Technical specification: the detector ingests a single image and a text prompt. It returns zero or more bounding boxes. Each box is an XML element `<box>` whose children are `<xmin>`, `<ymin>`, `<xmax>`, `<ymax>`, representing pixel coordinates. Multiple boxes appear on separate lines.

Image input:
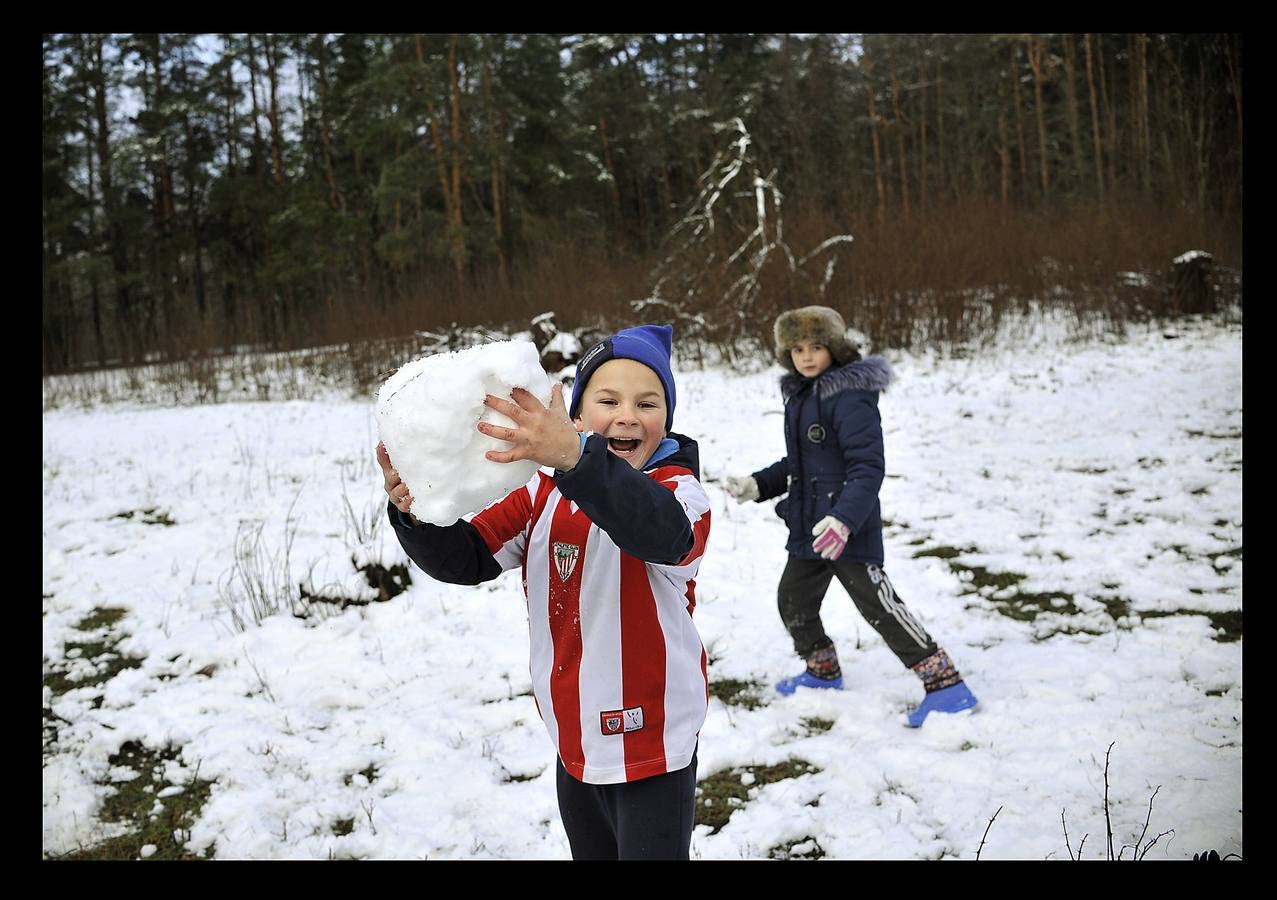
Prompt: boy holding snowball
<box><xmin>377</xmin><ymin>324</ymin><xmax>711</xmax><ymax>860</ymax></box>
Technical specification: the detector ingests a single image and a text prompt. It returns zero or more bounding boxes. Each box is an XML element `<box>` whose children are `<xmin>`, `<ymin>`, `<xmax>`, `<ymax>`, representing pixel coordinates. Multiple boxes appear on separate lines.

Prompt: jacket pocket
<box><xmin>811</xmin><ymin>478</ymin><xmax>842</xmax><ymax>521</ymax></box>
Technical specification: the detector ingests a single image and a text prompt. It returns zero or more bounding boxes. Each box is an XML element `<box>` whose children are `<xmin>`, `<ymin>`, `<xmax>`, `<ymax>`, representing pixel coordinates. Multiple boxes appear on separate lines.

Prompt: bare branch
<box><xmin>1062</xmin><ymin>808</ymin><xmax>1075</xmax><ymax>860</ymax></box>
<box><xmin>1133</xmin><ymin>784</ymin><xmax>1162</xmax><ymax>857</ymax></box>
<box><xmin>636</xmin><ymin>116</ymin><xmax>855</xmax><ymax>366</ymax></box>
<box><xmin>1103</xmin><ymin>741</ymin><xmax>1116</xmax><ymax>860</ymax></box>
<box><xmin>797</xmin><ymin>234</ymin><xmax>856</xmax><ymax>267</ymax></box>
<box><xmin>976</xmin><ymin>805</ymin><xmax>1003</xmax><ymax>860</ymax></box>
<box><xmin>819</xmin><ymin>258</ymin><xmax>839</xmax><ymax>295</ymax></box>
<box><xmin>1137</xmin><ymin>829</ymin><xmax>1174</xmax><ymax>860</ymax></box>
<box><xmin>243</xmin><ymin>649</ymin><xmax>276</xmax><ymax>703</ymax></box>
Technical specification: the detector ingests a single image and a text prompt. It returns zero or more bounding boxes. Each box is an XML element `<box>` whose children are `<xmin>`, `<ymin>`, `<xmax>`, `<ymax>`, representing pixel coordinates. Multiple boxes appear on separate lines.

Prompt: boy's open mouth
<box><xmin>608</xmin><ymin>437</ymin><xmax>642</xmax><ymax>453</ymax></box>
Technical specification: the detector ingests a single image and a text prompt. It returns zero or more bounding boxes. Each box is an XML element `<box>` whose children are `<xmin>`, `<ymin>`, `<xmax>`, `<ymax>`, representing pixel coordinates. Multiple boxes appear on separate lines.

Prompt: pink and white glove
<box><xmin>811</xmin><ymin>515</ymin><xmax>851</xmax><ymax>560</ymax></box>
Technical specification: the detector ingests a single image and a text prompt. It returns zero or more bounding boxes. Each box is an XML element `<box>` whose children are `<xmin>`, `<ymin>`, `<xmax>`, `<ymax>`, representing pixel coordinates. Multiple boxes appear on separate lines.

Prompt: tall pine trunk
<box><xmin>1098</xmin><ymin>35</ymin><xmax>1117</xmax><ymax>198</ymax></box>
<box><xmin>315</xmin><ymin>36</ymin><xmax>343</xmax><ymax>212</ymax></box>
<box><xmin>482</xmin><ymin>44</ymin><xmax>507</xmax><ymax>287</ymax></box>
<box><xmin>997</xmin><ymin>77</ymin><xmax>1011</xmax><ymax>210</ymax></box>
<box><xmin>416</xmin><ymin>34</ymin><xmax>466</xmax><ymax>290</ymax></box>
<box><xmin>79</xmin><ymin>59</ymin><xmax>107</xmax><ymax>365</ymax></box>
<box><xmin>1138</xmin><ymin>33</ymin><xmax>1152</xmax><ymax>196</ymax></box>
<box><xmin>1224</xmin><ymin>33</ymin><xmax>1242</xmax><ymax>161</ymax></box>
<box><xmin>599</xmin><ymin>112</ymin><xmax>623</xmax><ymax>236</ymax></box>
<box><xmin>890</xmin><ymin>49</ymin><xmax>910</xmax><ymax>220</ymax></box>
<box><xmin>1083</xmin><ymin>34</ymin><xmax>1106</xmax><ymax>204</ymax></box>
<box><xmin>862</xmin><ymin>51</ymin><xmax>887</xmax><ymax>224</ymax></box>
<box><xmin>1026</xmin><ymin>34</ymin><xmax>1050</xmax><ymax>204</ymax></box>
<box><xmin>914</xmin><ymin>37</ymin><xmax>928</xmax><ymax>213</ymax></box>
<box><xmin>87</xmin><ymin>35</ymin><xmax>135</xmax><ymax>364</ymax></box>
<box><xmin>265</xmin><ymin>35</ymin><xmax>286</xmax><ymax>189</ymax></box>
<box><xmin>934</xmin><ymin>40</ymin><xmax>947</xmax><ymax>203</ymax></box>
<box><xmin>221</xmin><ymin>36</ymin><xmax>241</xmax><ymax>350</ymax></box>
<box><xmin>1010</xmin><ymin>42</ymin><xmax>1029</xmax><ymax>202</ymax></box>
<box><xmin>1063</xmin><ymin>35</ymin><xmax>1084</xmax><ymax>192</ymax></box>
<box><xmin>245</xmin><ymin>33</ymin><xmax>269</xmax><ymax>344</ymax></box>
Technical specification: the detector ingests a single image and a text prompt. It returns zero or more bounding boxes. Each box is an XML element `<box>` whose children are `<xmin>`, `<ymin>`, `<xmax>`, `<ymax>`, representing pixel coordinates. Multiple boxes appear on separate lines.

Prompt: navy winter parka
<box><xmin>751</xmin><ymin>356</ymin><xmax>893</xmax><ymax>564</ymax></box>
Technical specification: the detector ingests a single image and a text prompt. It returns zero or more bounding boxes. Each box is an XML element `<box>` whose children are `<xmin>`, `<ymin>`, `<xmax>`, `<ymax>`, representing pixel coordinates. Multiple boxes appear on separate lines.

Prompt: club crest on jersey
<box><xmin>600</xmin><ymin>706</ymin><xmax>644</xmax><ymax>735</ymax></box>
<box><xmin>553</xmin><ymin>542</ymin><xmax>581</xmax><ymax>582</ymax></box>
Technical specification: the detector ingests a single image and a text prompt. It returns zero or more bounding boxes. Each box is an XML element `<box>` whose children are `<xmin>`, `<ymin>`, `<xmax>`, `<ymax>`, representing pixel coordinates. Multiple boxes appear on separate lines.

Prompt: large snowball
<box><xmin>376</xmin><ymin>341</ymin><xmax>553</xmax><ymax>526</ymax></box>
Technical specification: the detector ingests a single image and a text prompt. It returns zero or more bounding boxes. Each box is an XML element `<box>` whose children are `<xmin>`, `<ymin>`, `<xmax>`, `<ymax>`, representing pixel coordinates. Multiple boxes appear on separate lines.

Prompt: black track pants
<box><xmin>555</xmin><ymin>749</ymin><xmax>698</xmax><ymax>860</ymax></box>
<box><xmin>777</xmin><ymin>557</ymin><xmax>938</xmax><ymax>668</ymax></box>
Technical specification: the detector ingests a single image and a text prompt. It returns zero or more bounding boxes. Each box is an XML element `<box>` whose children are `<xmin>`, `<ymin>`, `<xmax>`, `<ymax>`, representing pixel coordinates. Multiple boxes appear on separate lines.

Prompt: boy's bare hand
<box><xmin>479</xmin><ymin>383</ymin><xmax>582</xmax><ymax>471</ymax></box>
<box><xmin>376</xmin><ymin>441</ymin><xmax>414</xmax><ymax>515</ymax></box>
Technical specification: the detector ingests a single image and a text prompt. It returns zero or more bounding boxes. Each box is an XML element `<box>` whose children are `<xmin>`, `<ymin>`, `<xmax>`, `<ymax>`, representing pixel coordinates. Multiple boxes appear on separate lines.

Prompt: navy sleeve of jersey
<box><xmin>752</xmin><ymin>458</ymin><xmax>789</xmax><ymax>501</ymax></box>
<box><xmin>386</xmin><ymin>501</ymin><xmax>503</xmax><ymax>585</ymax></box>
<box><xmin>553</xmin><ymin>433</ymin><xmax>694</xmax><ymax>565</ymax></box>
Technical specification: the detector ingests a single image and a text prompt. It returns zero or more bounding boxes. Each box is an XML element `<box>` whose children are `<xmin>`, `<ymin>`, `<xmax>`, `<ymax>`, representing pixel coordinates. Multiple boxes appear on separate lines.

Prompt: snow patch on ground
<box><xmin>43</xmin><ymin>314</ymin><xmax>1241</xmax><ymax>859</ymax></box>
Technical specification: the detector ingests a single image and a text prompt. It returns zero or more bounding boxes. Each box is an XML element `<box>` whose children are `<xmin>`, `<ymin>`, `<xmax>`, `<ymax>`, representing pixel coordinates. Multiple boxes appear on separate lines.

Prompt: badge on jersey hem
<box><xmin>600</xmin><ymin>706</ymin><xmax>645</xmax><ymax>735</ymax></box>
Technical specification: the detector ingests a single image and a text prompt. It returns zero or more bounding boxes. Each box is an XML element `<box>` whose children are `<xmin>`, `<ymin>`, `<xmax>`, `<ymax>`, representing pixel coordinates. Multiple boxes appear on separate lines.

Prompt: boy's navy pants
<box><xmin>555</xmin><ymin>748</ymin><xmax>698</xmax><ymax>860</ymax></box>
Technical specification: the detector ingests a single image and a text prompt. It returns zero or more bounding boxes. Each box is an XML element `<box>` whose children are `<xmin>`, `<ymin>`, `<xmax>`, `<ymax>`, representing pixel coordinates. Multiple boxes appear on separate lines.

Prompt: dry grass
<box><xmin>44</xmin><ymin>198</ymin><xmax>1240</xmax><ymax>398</ymax></box>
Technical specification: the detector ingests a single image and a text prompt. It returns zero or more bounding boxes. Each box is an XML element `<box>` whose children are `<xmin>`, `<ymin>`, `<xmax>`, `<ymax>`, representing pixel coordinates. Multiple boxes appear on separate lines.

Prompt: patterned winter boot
<box><xmin>906</xmin><ymin>648</ymin><xmax>978</xmax><ymax>727</ymax></box>
<box><xmin>776</xmin><ymin>644</ymin><xmax>844</xmax><ymax>696</ymax></box>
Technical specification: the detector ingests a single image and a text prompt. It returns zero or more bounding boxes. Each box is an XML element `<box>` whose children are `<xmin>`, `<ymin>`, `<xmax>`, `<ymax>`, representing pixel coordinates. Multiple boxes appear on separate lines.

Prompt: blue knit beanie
<box><xmin>569</xmin><ymin>324</ymin><xmax>677</xmax><ymax>433</ymax></box>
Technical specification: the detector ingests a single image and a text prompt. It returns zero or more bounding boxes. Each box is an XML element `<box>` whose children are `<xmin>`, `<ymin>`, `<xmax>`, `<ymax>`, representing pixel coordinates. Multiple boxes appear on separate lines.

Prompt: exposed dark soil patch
<box><xmin>709</xmin><ymin>677</ymin><xmax>768</xmax><ymax>711</ymax></box>
<box><xmin>696</xmin><ymin>759</ymin><xmax>821</xmax><ymax>834</ymax></box>
<box><xmin>50</xmin><ymin>741</ymin><xmax>215</xmax><ymax>860</ymax></box>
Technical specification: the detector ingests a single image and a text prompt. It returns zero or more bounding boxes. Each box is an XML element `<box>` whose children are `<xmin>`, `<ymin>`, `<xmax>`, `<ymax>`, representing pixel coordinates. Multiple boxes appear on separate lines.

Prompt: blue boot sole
<box><xmin>775</xmin><ymin>672</ymin><xmax>844</xmax><ymax>696</ymax></box>
<box><xmin>906</xmin><ymin>681</ymin><xmax>979</xmax><ymax>727</ymax></box>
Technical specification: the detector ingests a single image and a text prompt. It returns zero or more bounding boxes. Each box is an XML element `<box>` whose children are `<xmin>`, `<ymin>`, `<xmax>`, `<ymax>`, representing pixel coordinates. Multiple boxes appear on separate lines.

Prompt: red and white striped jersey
<box><xmin>468</xmin><ymin>457</ymin><xmax>711</xmax><ymax>785</ymax></box>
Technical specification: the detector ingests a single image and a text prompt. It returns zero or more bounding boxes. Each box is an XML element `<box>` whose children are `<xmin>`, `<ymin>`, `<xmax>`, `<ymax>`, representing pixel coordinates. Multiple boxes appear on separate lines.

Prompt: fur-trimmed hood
<box><xmin>781</xmin><ymin>355</ymin><xmax>893</xmax><ymax>400</ymax></box>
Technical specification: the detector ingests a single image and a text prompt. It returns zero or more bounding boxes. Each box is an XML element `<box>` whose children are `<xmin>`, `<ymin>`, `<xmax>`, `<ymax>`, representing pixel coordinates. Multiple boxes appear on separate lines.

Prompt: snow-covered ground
<box><xmin>42</xmin><ymin>312</ymin><xmax>1242</xmax><ymax>860</ymax></box>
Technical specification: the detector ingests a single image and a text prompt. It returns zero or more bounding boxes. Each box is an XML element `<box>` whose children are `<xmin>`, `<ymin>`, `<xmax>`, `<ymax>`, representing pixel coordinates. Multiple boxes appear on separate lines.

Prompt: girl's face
<box><xmin>573</xmin><ymin>358</ymin><xmax>667</xmax><ymax>469</ymax></box>
<box><xmin>791</xmin><ymin>341</ymin><xmax>833</xmax><ymax>377</ymax></box>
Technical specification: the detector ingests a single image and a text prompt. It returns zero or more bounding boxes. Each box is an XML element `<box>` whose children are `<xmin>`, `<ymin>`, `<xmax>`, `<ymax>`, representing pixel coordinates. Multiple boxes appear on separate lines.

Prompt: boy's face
<box><xmin>573</xmin><ymin>358</ymin><xmax>667</xmax><ymax>470</ymax></box>
<box><xmin>791</xmin><ymin>340</ymin><xmax>833</xmax><ymax>377</ymax></box>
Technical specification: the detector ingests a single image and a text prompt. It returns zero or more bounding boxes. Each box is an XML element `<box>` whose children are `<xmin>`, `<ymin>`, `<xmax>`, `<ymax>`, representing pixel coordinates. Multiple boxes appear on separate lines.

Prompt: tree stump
<box><xmin>540</xmin><ymin>331</ymin><xmax>583</xmax><ymax>375</ymax></box>
<box><xmin>530</xmin><ymin>311</ymin><xmax>558</xmax><ymax>354</ymax></box>
<box><xmin>1171</xmin><ymin>251</ymin><xmax>1215</xmax><ymax>315</ymax></box>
